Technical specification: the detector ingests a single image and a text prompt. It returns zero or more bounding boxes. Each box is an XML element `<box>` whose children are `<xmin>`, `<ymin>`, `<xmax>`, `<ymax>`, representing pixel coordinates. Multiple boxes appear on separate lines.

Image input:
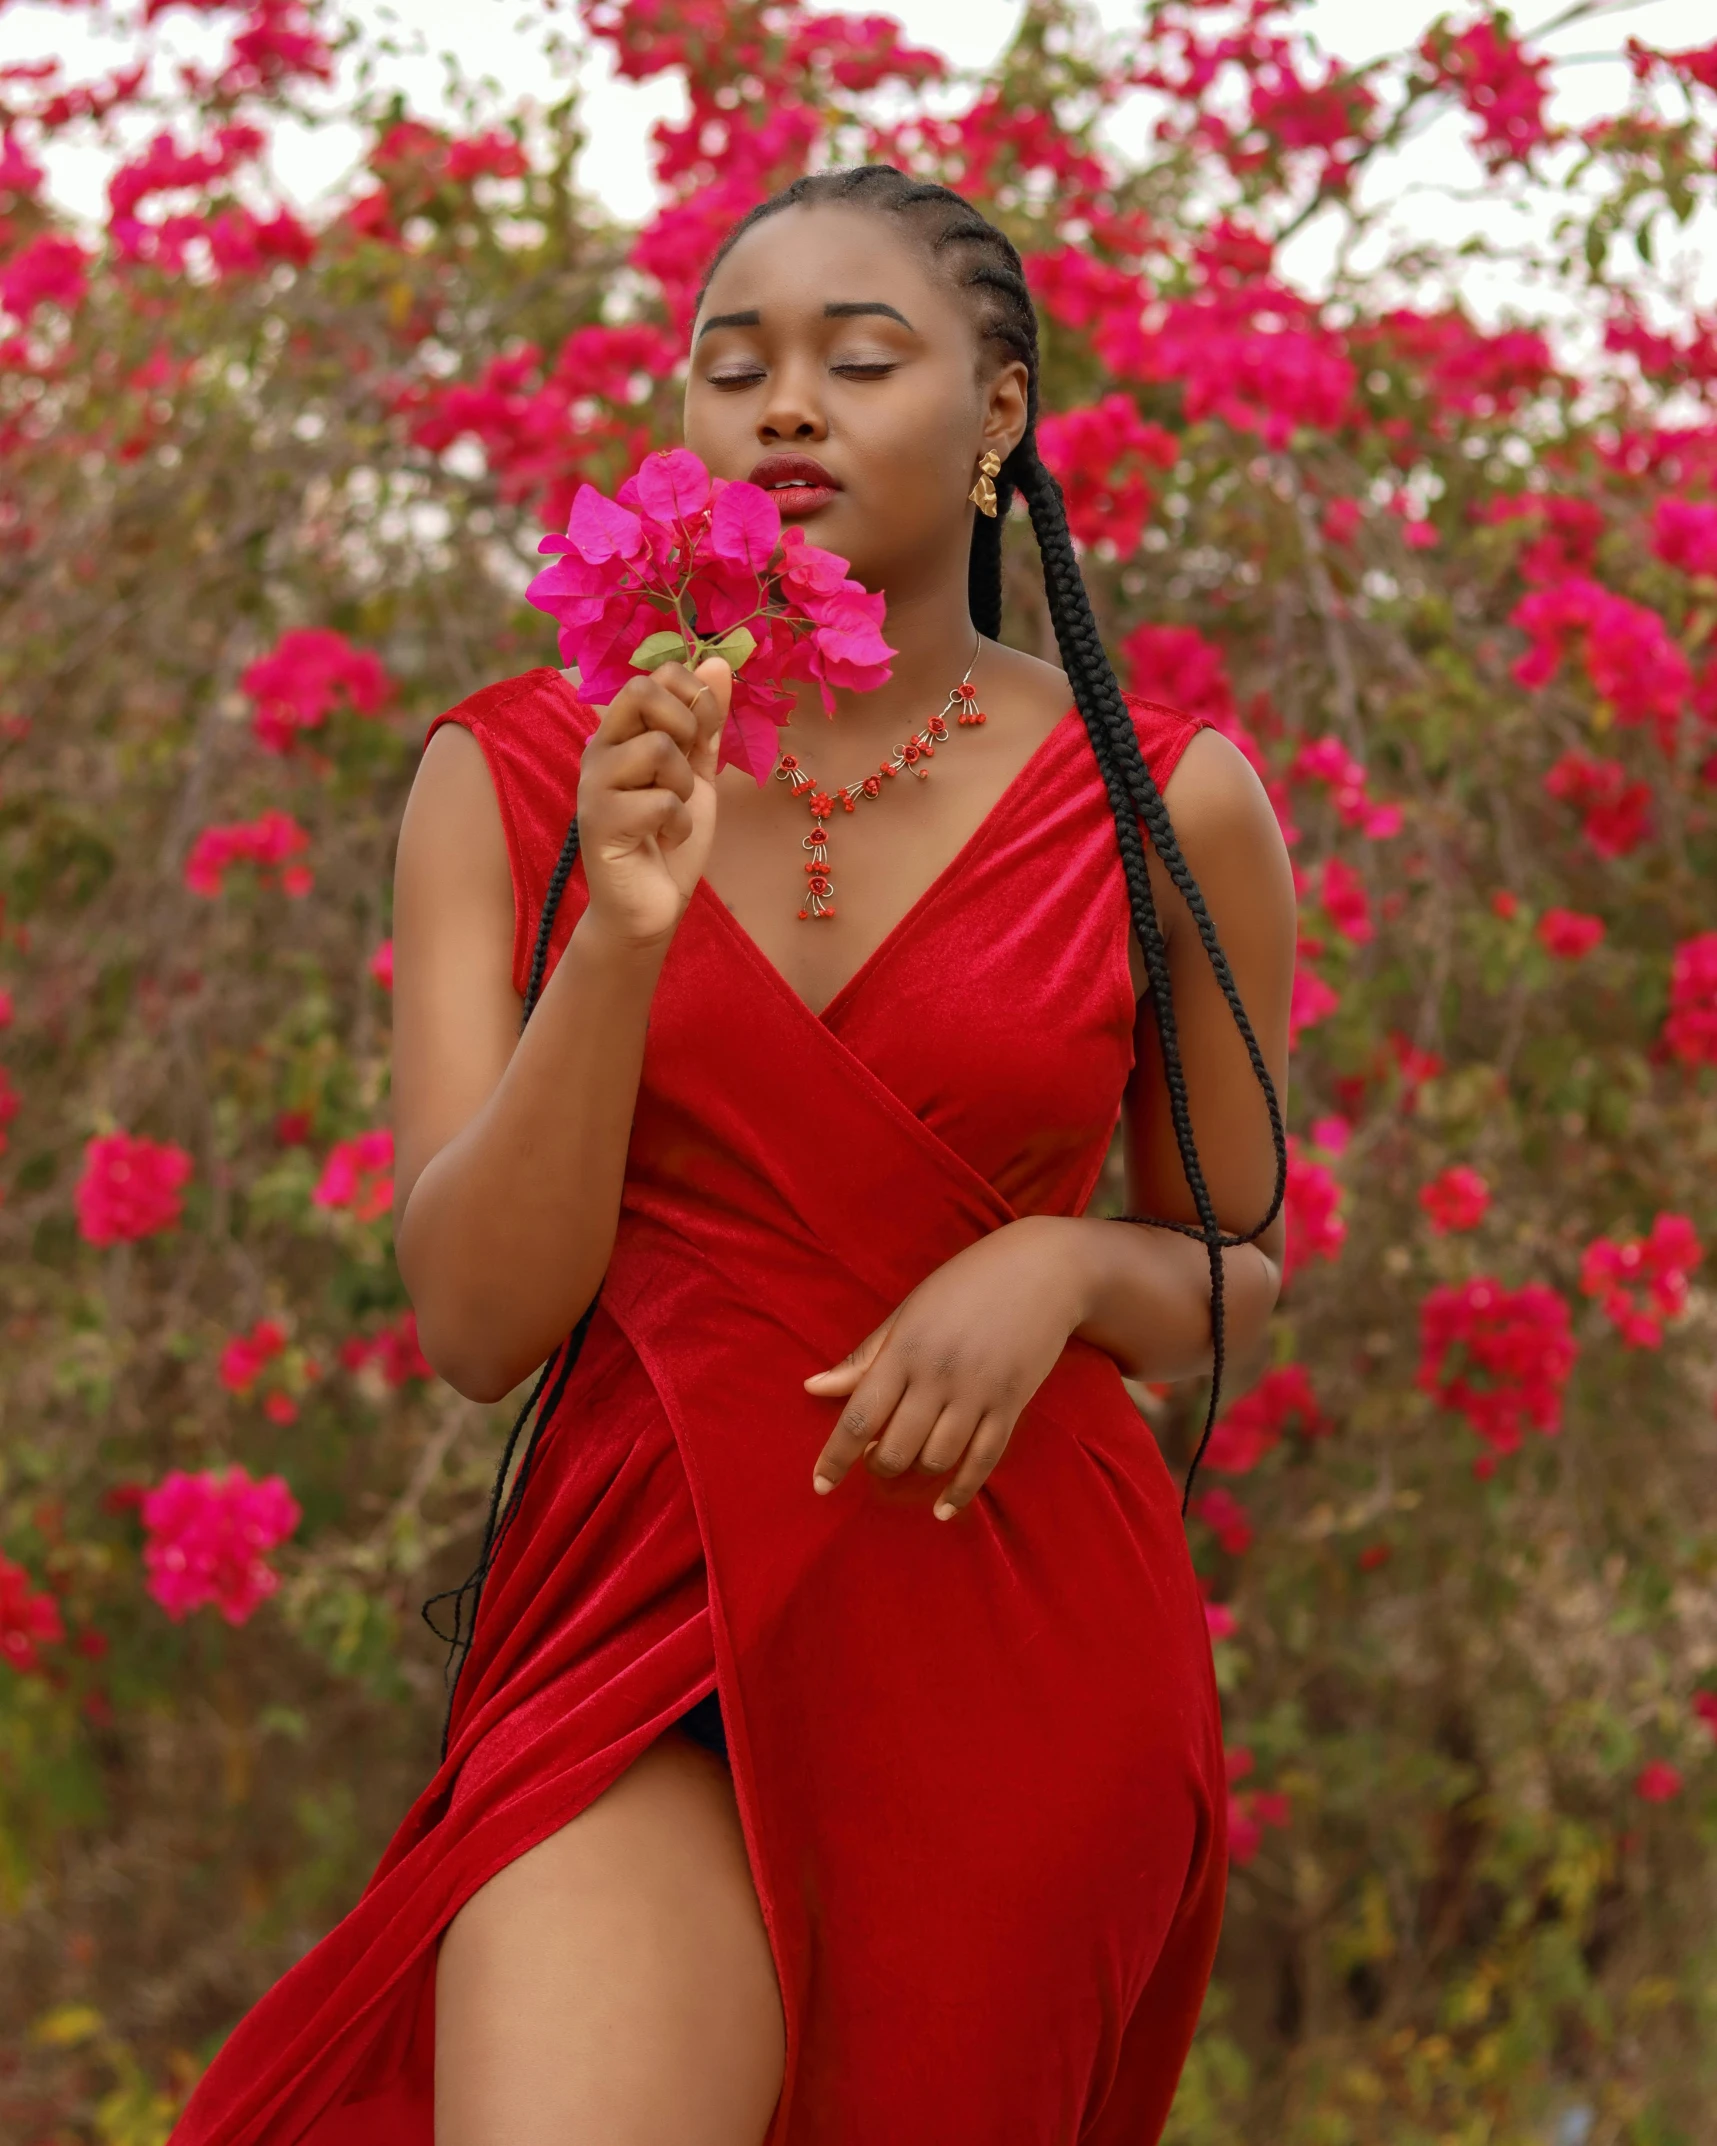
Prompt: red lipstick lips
<box><xmin>750</xmin><ymin>453</ymin><xmax>840</xmax><ymax>520</ymax></box>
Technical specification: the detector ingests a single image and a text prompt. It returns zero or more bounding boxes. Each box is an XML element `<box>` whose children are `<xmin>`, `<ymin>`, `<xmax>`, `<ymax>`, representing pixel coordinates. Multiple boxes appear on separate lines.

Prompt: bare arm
<box><xmin>1066</xmin><ymin>726</ymin><xmax>1296</xmax><ymax>1383</ymax></box>
<box><xmin>391</xmin><ymin>660</ymin><xmax>731</xmax><ymax>1402</ymax></box>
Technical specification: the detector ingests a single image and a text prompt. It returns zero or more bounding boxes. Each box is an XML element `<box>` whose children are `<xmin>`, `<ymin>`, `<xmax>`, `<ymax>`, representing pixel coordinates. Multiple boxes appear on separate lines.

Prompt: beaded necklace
<box><xmin>772</xmin><ymin>642</ymin><xmax>986</xmax><ymax>921</ymax></box>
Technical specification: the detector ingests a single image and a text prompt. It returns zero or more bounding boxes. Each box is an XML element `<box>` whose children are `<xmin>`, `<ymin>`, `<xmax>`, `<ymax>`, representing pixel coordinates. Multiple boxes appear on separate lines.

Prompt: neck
<box><xmin>781</xmin><ymin>552</ymin><xmax>979</xmax><ymax>766</ymax></box>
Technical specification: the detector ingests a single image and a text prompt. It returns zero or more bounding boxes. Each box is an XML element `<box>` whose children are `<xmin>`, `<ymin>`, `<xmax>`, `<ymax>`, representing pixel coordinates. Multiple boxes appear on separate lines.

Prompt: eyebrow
<box><xmin>696</xmin><ymin>300</ymin><xmax>916</xmax><ymax>342</ymax></box>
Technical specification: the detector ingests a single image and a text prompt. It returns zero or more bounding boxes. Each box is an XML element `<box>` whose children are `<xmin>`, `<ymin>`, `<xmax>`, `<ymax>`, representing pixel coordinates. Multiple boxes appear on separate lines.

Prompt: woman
<box><xmin>174</xmin><ymin>167</ymin><xmax>1295</xmax><ymax>2146</ymax></box>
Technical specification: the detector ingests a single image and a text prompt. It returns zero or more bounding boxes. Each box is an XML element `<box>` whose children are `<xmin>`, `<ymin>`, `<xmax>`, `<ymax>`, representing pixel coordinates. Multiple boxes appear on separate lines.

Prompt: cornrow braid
<box><xmin>428</xmin><ymin>163</ymin><xmax>1288</xmax><ymax>1732</ymax></box>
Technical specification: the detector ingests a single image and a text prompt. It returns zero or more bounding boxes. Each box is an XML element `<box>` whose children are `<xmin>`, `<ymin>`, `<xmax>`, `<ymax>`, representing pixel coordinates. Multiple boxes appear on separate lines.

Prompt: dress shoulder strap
<box><xmin>424</xmin><ymin>666</ymin><xmax>596</xmax><ymax>998</ymax></box>
<box><xmin>1120</xmin><ymin>689</ymin><xmax>1210</xmax><ymax>796</ymax></box>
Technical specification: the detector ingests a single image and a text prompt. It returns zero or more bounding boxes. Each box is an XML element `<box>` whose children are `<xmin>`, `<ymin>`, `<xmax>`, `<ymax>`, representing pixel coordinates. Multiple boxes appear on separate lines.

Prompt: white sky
<box><xmin>4</xmin><ymin>0</ymin><xmax>1714</xmax><ymax>317</ymax></box>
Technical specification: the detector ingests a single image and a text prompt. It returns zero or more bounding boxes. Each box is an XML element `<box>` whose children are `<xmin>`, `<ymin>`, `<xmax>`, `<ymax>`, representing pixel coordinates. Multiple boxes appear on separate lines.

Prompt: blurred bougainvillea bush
<box><xmin>1</xmin><ymin>0</ymin><xmax>1715</xmax><ymax>2137</ymax></box>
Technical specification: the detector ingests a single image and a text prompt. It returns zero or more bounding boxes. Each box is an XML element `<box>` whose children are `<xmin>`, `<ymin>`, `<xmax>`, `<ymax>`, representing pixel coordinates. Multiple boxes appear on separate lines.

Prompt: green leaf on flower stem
<box><xmin>629</xmin><ymin>629</ymin><xmax>692</xmax><ymax>671</ymax></box>
<box><xmin>696</xmin><ymin>625</ymin><xmax>756</xmax><ymax>672</ymax></box>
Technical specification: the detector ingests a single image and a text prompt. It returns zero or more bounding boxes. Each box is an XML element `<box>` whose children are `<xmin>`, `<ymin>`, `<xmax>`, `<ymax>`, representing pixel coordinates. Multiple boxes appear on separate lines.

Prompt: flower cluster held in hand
<box><xmin>142</xmin><ymin>1466</ymin><xmax>301</xmax><ymax>1626</ymax></box>
<box><xmin>525</xmin><ymin>448</ymin><xmax>894</xmax><ymax>783</ymax></box>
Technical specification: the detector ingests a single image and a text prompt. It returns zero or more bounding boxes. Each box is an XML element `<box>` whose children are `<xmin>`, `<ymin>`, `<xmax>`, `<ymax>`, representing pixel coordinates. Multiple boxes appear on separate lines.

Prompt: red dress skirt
<box><xmin>173</xmin><ymin>668</ymin><xmax>1227</xmax><ymax>2146</ymax></box>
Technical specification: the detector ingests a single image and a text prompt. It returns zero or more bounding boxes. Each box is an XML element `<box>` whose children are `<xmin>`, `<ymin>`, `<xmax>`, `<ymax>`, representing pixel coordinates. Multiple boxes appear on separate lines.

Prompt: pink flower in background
<box><xmin>1037</xmin><ymin>394</ymin><xmax>1177</xmax><ymax>554</ymax></box>
<box><xmin>1543</xmin><ymin>749</ymin><xmax>1653</xmax><ymax>858</ymax></box>
<box><xmin>0</xmin><ymin>1553</ymin><xmax>63</xmax><ymax>1674</ymax></box>
<box><xmin>1418</xmin><ymin>1278</ymin><xmax>1577</xmax><ymax>1455</ymax></box>
<box><xmin>1284</xmin><ymin>1136</ymin><xmax>1346</xmax><ymax>1282</ymax></box>
<box><xmin>1421</xmin><ymin>13</ymin><xmax>1553</xmax><ymax>169</ymax></box>
<box><xmin>1291</xmin><ymin>736</ymin><xmax>1401</xmax><ymax>838</ymax></box>
<box><xmin>312</xmin><ymin>1130</ymin><xmax>394</xmax><ymax>1222</ymax></box>
<box><xmin>1513</xmin><ymin>579</ymin><xmax>1690</xmax><ymax>752</ymax></box>
<box><xmin>0</xmin><ymin>1063</ymin><xmax>18</xmax><ymax>1156</ymax></box>
<box><xmin>1663</xmin><ymin>933</ymin><xmax>1717</xmax><ymax>1066</ymax></box>
<box><xmin>339</xmin><ymin>1308</ymin><xmax>434</xmax><ymax>1386</ymax></box>
<box><xmin>1203</xmin><ymin>1364</ymin><xmax>1327</xmax><ymax>1473</ymax></box>
<box><xmin>141</xmin><ymin>1467</ymin><xmax>301</xmax><ymax>1625</ymax></box>
<box><xmin>75</xmin><ymin>1132</ymin><xmax>194</xmax><ymax>1245</ymax></box>
<box><xmin>1635</xmin><ymin>1759</ymin><xmax>1683</xmax><ymax>1802</ymax></box>
<box><xmin>526</xmin><ymin>447</ymin><xmax>895</xmax><ymax>783</ymax></box>
<box><xmin>0</xmin><ymin>987</ymin><xmax>13</xmax><ymax>1026</ymax></box>
<box><xmin>1319</xmin><ymin>856</ymin><xmax>1373</xmax><ymax>943</ymax></box>
<box><xmin>1420</xmin><ymin>1165</ymin><xmax>1491</xmax><ymax>1234</ymax></box>
<box><xmin>1652</xmin><ymin>497</ymin><xmax>1717</xmax><ymax>580</ymax></box>
<box><xmin>218</xmin><ymin>1317</ymin><xmax>288</xmax><ymax>1394</ymax></box>
<box><xmin>1694</xmin><ymin>1691</ymin><xmax>1717</xmax><ymax>1739</ymax></box>
<box><xmin>368</xmin><ymin>939</ymin><xmax>394</xmax><ymax>990</ymax></box>
<box><xmin>1581</xmin><ymin>1213</ymin><xmax>1703</xmax><ymax>1347</ymax></box>
<box><xmin>1536</xmin><ymin>908</ymin><xmax>1605</xmax><ymax>959</ymax></box>
<box><xmin>184</xmin><ymin>810</ymin><xmax>312</xmax><ymax>897</ymax></box>
<box><xmin>0</xmin><ymin>233</ymin><xmax>90</xmax><ymax>319</ymax></box>
<box><xmin>241</xmin><ymin>628</ymin><xmax>394</xmax><ymax>753</ymax></box>
<box><xmin>1191</xmin><ymin>1486</ymin><xmax>1253</xmax><ymax>1555</ymax></box>
<box><xmin>1289</xmin><ymin>961</ymin><xmax>1341</xmax><ymax>1045</ymax></box>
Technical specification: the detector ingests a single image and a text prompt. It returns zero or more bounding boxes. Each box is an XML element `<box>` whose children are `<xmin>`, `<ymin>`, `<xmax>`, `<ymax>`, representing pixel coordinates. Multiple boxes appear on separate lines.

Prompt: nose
<box><xmin>757</xmin><ymin>356</ymin><xmax>827</xmax><ymax>446</ymax></box>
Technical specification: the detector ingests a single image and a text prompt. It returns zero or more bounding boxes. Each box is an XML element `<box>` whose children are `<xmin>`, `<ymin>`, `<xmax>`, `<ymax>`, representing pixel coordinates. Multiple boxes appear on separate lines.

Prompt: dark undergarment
<box><xmin>674</xmin><ymin>1687</ymin><xmax>729</xmax><ymax>1762</ymax></box>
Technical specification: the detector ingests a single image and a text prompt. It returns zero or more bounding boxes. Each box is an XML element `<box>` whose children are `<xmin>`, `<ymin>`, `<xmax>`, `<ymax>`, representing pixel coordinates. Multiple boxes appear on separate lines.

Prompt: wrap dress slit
<box><xmin>172</xmin><ymin>665</ymin><xmax>1229</xmax><ymax>2146</ymax></box>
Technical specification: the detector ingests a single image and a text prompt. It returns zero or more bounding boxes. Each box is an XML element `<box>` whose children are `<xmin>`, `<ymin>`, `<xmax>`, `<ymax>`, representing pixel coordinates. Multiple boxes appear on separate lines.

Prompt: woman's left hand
<box><xmin>804</xmin><ymin>1215</ymin><xmax>1085</xmax><ymax>1521</ymax></box>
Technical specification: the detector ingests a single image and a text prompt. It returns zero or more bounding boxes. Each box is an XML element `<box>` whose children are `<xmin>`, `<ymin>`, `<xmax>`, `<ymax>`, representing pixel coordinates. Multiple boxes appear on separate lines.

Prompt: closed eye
<box><xmin>832</xmin><ymin>360</ymin><xmax>897</xmax><ymax>378</ymax></box>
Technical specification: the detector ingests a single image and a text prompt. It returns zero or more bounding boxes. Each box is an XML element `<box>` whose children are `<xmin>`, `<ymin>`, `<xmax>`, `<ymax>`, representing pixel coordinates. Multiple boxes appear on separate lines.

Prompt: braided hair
<box><xmin>425</xmin><ymin>166</ymin><xmax>1286</xmax><ymax>1748</ymax></box>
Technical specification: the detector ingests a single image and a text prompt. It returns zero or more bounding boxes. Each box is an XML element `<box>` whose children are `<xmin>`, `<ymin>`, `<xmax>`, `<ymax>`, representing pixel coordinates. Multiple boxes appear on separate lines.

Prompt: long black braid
<box><xmin>426</xmin><ymin>165</ymin><xmax>1286</xmax><ymax>1747</ymax></box>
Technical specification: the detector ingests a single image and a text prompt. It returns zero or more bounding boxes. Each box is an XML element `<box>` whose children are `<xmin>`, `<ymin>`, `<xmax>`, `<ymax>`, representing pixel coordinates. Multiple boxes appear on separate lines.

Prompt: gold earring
<box><xmin>969</xmin><ymin>449</ymin><xmax>1002</xmax><ymax>517</ymax></box>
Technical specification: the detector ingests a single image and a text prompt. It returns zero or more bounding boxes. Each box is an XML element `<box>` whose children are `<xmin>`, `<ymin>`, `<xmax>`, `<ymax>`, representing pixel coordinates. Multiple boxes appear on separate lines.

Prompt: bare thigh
<box><xmin>435</xmin><ymin>1729</ymin><xmax>785</xmax><ymax>2146</ymax></box>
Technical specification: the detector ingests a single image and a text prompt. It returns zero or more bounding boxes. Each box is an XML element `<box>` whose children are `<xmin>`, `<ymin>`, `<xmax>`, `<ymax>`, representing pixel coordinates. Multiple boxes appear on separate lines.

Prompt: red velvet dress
<box><xmin>173</xmin><ymin>667</ymin><xmax>1226</xmax><ymax>2146</ymax></box>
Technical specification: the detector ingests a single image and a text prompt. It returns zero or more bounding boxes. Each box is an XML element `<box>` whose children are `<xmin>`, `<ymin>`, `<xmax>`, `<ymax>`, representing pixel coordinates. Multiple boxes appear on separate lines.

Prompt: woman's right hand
<box><xmin>577</xmin><ymin>655</ymin><xmax>732</xmax><ymax>949</ymax></box>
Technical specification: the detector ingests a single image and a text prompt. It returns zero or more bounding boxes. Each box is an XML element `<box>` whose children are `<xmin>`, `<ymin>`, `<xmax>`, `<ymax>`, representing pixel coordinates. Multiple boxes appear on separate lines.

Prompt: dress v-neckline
<box><xmin>695</xmin><ymin>703</ymin><xmax>1082</xmax><ymax>1026</ymax></box>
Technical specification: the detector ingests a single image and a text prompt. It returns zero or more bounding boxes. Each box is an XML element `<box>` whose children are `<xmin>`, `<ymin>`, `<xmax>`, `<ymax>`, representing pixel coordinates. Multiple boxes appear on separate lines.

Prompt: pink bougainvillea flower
<box><xmin>1205</xmin><ymin>1602</ymin><xmax>1238</xmax><ymax>1641</ymax></box>
<box><xmin>1543</xmin><ymin>748</ymin><xmax>1653</xmax><ymax>859</ymax></box>
<box><xmin>1417</xmin><ymin>1277</ymin><xmax>1577</xmax><ymax>1455</ymax></box>
<box><xmin>339</xmin><ymin>1308</ymin><xmax>435</xmax><ymax>1387</ymax></box>
<box><xmin>141</xmin><ymin>1467</ymin><xmax>301</xmax><ymax>1626</ymax></box>
<box><xmin>1694</xmin><ymin>1690</ymin><xmax>1717</xmax><ymax>1739</ymax></box>
<box><xmin>0</xmin><ymin>1063</ymin><xmax>18</xmax><ymax>1157</ymax></box>
<box><xmin>1663</xmin><ymin>932</ymin><xmax>1717</xmax><ymax>1067</ymax></box>
<box><xmin>75</xmin><ymin>1131</ymin><xmax>194</xmax><ymax>1245</ymax></box>
<box><xmin>1308</xmin><ymin>1114</ymin><xmax>1350</xmax><ymax>1156</ymax></box>
<box><xmin>1421</xmin><ymin>12</ymin><xmax>1553</xmax><ymax>169</ymax></box>
<box><xmin>311</xmin><ymin>1129</ymin><xmax>394</xmax><ymax>1223</ymax></box>
<box><xmin>1191</xmin><ymin>1485</ymin><xmax>1253</xmax><ymax>1555</ymax></box>
<box><xmin>1319</xmin><ymin>856</ymin><xmax>1373</xmax><ymax>943</ymax></box>
<box><xmin>1652</xmin><ymin>497</ymin><xmax>1717</xmax><ymax>581</ymax></box>
<box><xmin>1536</xmin><ymin>907</ymin><xmax>1605</xmax><ymax>959</ymax></box>
<box><xmin>1037</xmin><ymin>393</ymin><xmax>1177</xmax><ymax>556</ymax></box>
<box><xmin>0</xmin><ymin>232</ymin><xmax>90</xmax><ymax>319</ymax></box>
<box><xmin>0</xmin><ymin>1552</ymin><xmax>64</xmax><ymax>1674</ymax></box>
<box><xmin>1284</xmin><ymin>1136</ymin><xmax>1346</xmax><ymax>1283</ymax></box>
<box><xmin>1634</xmin><ymin>1759</ymin><xmax>1683</xmax><ymax>1802</ymax></box>
<box><xmin>1289</xmin><ymin>961</ymin><xmax>1341</xmax><ymax>1045</ymax></box>
<box><xmin>184</xmin><ymin>809</ymin><xmax>311</xmax><ymax>898</ymax></box>
<box><xmin>369</xmin><ymin>939</ymin><xmax>394</xmax><ymax>990</ymax></box>
<box><xmin>1512</xmin><ymin>578</ymin><xmax>1690</xmax><ymax>753</ymax></box>
<box><xmin>1203</xmin><ymin>1363</ymin><xmax>1327</xmax><ymax>1473</ymax></box>
<box><xmin>240</xmin><ymin>628</ymin><xmax>394</xmax><ymax>753</ymax></box>
<box><xmin>526</xmin><ymin>448</ymin><xmax>895</xmax><ymax>784</ymax></box>
<box><xmin>1420</xmin><ymin>1164</ymin><xmax>1491</xmax><ymax>1234</ymax></box>
<box><xmin>218</xmin><ymin>1317</ymin><xmax>288</xmax><ymax>1394</ymax></box>
<box><xmin>1580</xmin><ymin>1212</ymin><xmax>1703</xmax><ymax>1348</ymax></box>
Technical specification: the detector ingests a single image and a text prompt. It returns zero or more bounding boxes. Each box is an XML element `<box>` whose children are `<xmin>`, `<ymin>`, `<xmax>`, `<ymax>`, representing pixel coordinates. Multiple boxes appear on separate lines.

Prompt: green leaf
<box><xmin>696</xmin><ymin>625</ymin><xmax>757</xmax><ymax>672</ymax></box>
<box><xmin>629</xmin><ymin>629</ymin><xmax>693</xmax><ymax>671</ymax></box>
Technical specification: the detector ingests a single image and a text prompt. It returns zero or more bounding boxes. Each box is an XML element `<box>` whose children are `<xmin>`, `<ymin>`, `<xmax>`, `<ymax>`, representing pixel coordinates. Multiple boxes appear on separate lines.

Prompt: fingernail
<box><xmin>813</xmin><ymin>1475</ymin><xmax>834</xmax><ymax>1496</ymax></box>
<box><xmin>933</xmin><ymin>1501</ymin><xmax>957</xmax><ymax>1521</ymax></box>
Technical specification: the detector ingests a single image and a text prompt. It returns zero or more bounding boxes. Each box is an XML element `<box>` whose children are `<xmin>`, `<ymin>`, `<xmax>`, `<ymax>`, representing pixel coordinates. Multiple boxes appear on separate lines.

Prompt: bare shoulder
<box><xmin>398</xmin><ymin>721</ymin><xmax>512</xmax><ymax>904</ymax></box>
<box><xmin>1159</xmin><ymin>728</ymin><xmax>1288</xmax><ymax>865</ymax></box>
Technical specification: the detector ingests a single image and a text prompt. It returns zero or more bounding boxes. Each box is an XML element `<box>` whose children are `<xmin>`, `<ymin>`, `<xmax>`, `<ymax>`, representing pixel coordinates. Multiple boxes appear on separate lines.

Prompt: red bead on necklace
<box><xmin>773</xmin><ymin>654</ymin><xmax>986</xmax><ymax>921</ymax></box>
